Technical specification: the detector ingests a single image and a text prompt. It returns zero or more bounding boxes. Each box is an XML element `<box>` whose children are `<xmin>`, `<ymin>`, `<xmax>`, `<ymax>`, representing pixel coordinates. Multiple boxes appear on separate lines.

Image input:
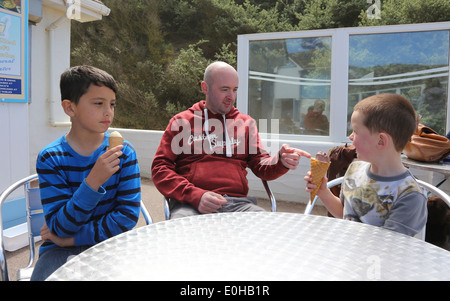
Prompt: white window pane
<box><xmin>248</xmin><ymin>37</ymin><xmax>332</xmax><ymax>136</ymax></box>
<box><xmin>348</xmin><ymin>30</ymin><xmax>449</xmax><ymax>135</ymax></box>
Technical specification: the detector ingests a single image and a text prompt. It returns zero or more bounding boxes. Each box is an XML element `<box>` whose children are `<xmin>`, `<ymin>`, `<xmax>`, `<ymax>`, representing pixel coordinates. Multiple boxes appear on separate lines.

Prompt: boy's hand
<box><xmin>85</xmin><ymin>145</ymin><xmax>123</xmax><ymax>191</ymax></box>
<box><xmin>304</xmin><ymin>171</ymin><xmax>328</xmax><ymax>195</ymax></box>
<box><xmin>40</xmin><ymin>223</ymin><xmax>74</xmax><ymax>247</ymax></box>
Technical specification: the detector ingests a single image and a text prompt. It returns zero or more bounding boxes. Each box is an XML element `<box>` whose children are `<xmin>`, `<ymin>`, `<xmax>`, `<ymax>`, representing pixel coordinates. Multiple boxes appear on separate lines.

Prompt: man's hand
<box><xmin>279</xmin><ymin>144</ymin><xmax>311</xmax><ymax>170</ymax></box>
<box><xmin>198</xmin><ymin>191</ymin><xmax>227</xmax><ymax>214</ymax></box>
<box><xmin>85</xmin><ymin>145</ymin><xmax>123</xmax><ymax>191</ymax></box>
<box><xmin>40</xmin><ymin>223</ymin><xmax>75</xmax><ymax>248</ymax></box>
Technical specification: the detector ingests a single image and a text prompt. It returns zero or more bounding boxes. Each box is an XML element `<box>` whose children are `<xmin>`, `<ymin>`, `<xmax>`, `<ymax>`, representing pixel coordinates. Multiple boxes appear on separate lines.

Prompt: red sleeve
<box><xmin>151</xmin><ymin>117</ymin><xmax>206</xmax><ymax>210</ymax></box>
<box><xmin>245</xmin><ymin>118</ymin><xmax>289</xmax><ymax>180</ymax></box>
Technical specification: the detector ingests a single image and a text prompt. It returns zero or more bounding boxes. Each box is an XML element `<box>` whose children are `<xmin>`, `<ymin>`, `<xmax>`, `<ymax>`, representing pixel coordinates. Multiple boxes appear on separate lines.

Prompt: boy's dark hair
<box><xmin>354</xmin><ymin>93</ymin><xmax>417</xmax><ymax>152</ymax></box>
<box><xmin>60</xmin><ymin>65</ymin><xmax>117</xmax><ymax>104</ymax></box>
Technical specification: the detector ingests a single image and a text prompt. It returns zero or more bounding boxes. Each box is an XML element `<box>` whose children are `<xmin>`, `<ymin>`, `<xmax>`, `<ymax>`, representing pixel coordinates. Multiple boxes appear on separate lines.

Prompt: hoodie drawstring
<box><xmin>204</xmin><ymin>108</ymin><xmax>232</xmax><ymax>157</ymax></box>
<box><xmin>222</xmin><ymin>114</ymin><xmax>232</xmax><ymax>158</ymax></box>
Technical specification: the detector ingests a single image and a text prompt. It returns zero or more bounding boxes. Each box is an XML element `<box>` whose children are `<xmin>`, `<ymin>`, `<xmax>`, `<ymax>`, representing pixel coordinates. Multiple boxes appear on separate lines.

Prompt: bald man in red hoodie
<box><xmin>152</xmin><ymin>62</ymin><xmax>311</xmax><ymax>218</ymax></box>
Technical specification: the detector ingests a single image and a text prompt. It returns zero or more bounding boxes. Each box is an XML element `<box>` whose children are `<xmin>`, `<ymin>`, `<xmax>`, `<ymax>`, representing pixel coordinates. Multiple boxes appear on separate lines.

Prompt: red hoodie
<box><xmin>151</xmin><ymin>101</ymin><xmax>288</xmax><ymax>210</ymax></box>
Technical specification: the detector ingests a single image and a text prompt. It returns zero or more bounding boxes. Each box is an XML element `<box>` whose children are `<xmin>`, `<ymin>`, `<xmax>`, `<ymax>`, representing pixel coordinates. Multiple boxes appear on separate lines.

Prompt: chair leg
<box><xmin>262</xmin><ymin>180</ymin><xmax>276</xmax><ymax>212</ymax></box>
<box><xmin>164</xmin><ymin>197</ymin><xmax>170</xmax><ymax>220</ymax></box>
<box><xmin>0</xmin><ymin>249</ymin><xmax>9</xmax><ymax>281</ymax></box>
<box><xmin>304</xmin><ymin>196</ymin><xmax>317</xmax><ymax>215</ymax></box>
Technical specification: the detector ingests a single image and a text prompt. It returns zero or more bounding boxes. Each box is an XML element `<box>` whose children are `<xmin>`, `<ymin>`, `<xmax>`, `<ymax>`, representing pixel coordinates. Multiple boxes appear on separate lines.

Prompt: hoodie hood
<box><xmin>189</xmin><ymin>100</ymin><xmax>240</xmax><ymax>119</ymax></box>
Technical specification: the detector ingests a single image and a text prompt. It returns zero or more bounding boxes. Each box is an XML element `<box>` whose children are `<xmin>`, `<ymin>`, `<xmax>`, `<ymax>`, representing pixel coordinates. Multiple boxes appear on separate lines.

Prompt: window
<box><xmin>348</xmin><ymin>30</ymin><xmax>449</xmax><ymax>136</ymax></box>
<box><xmin>248</xmin><ymin>37</ymin><xmax>332</xmax><ymax>136</ymax></box>
<box><xmin>238</xmin><ymin>22</ymin><xmax>450</xmax><ymax>141</ymax></box>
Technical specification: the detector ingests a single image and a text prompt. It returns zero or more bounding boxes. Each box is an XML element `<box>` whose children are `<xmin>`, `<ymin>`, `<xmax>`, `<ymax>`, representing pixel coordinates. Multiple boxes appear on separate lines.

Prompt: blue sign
<box><xmin>0</xmin><ymin>0</ymin><xmax>27</xmax><ymax>103</ymax></box>
<box><xmin>0</xmin><ymin>77</ymin><xmax>21</xmax><ymax>94</ymax></box>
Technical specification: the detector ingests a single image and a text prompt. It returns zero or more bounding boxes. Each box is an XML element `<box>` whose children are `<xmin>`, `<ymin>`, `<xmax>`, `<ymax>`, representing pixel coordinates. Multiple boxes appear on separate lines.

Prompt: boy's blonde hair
<box><xmin>354</xmin><ymin>93</ymin><xmax>416</xmax><ymax>152</ymax></box>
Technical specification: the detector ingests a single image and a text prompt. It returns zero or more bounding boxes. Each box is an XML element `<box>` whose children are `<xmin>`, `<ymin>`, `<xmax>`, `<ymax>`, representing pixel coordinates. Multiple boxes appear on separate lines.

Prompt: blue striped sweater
<box><xmin>36</xmin><ymin>132</ymin><xmax>141</xmax><ymax>254</ymax></box>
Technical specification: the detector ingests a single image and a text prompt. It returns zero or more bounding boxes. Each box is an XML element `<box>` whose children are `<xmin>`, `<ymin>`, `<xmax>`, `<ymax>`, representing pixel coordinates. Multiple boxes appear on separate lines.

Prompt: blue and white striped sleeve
<box><xmin>74</xmin><ymin>144</ymin><xmax>141</xmax><ymax>245</ymax></box>
<box><xmin>37</xmin><ymin>141</ymin><xmax>141</xmax><ymax>246</ymax></box>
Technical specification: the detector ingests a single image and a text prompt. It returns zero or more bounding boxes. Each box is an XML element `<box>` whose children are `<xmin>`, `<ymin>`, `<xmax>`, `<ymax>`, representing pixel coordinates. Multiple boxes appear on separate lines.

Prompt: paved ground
<box><xmin>4</xmin><ymin>178</ymin><xmax>328</xmax><ymax>281</ymax></box>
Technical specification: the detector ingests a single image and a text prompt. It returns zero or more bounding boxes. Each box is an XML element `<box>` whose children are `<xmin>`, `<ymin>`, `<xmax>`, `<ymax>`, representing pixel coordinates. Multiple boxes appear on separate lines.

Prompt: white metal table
<box><xmin>402</xmin><ymin>156</ymin><xmax>450</xmax><ymax>187</ymax></box>
<box><xmin>47</xmin><ymin>212</ymin><xmax>450</xmax><ymax>281</ymax></box>
<box><xmin>402</xmin><ymin>156</ymin><xmax>450</xmax><ymax>176</ymax></box>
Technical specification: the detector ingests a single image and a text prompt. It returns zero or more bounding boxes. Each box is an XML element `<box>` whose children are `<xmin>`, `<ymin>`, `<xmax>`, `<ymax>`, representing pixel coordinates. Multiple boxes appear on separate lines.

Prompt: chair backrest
<box><xmin>416</xmin><ymin>179</ymin><xmax>450</xmax><ymax>207</ymax></box>
<box><xmin>415</xmin><ymin>179</ymin><xmax>450</xmax><ymax>241</ymax></box>
<box><xmin>26</xmin><ymin>187</ymin><xmax>45</xmax><ymax>237</ymax></box>
<box><xmin>304</xmin><ymin>176</ymin><xmax>450</xmax><ymax>240</ymax></box>
<box><xmin>305</xmin><ymin>177</ymin><xmax>450</xmax><ymax>213</ymax></box>
<box><xmin>1</xmin><ymin>174</ymin><xmax>40</xmax><ymax>281</ymax></box>
<box><xmin>23</xmin><ymin>183</ymin><xmax>45</xmax><ymax>273</ymax></box>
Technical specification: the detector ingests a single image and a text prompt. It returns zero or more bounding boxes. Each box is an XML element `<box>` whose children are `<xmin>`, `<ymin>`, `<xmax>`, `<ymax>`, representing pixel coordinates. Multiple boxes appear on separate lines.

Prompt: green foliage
<box><xmin>359</xmin><ymin>0</ymin><xmax>450</xmax><ymax>26</ymax></box>
<box><xmin>70</xmin><ymin>0</ymin><xmax>450</xmax><ymax>130</ymax></box>
<box><xmin>71</xmin><ymin>0</ymin><xmax>172</xmax><ymax>129</ymax></box>
<box><xmin>160</xmin><ymin>41</ymin><xmax>211</xmax><ymax>115</ymax></box>
<box><xmin>296</xmin><ymin>0</ymin><xmax>367</xmax><ymax>30</ymax></box>
<box><xmin>158</xmin><ymin>0</ymin><xmax>295</xmax><ymax>58</ymax></box>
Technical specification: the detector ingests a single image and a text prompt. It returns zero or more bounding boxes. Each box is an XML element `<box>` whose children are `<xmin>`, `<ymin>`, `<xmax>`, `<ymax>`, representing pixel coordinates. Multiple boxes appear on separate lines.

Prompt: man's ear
<box><xmin>201</xmin><ymin>81</ymin><xmax>208</xmax><ymax>95</ymax></box>
<box><xmin>62</xmin><ymin>99</ymin><xmax>75</xmax><ymax>117</ymax></box>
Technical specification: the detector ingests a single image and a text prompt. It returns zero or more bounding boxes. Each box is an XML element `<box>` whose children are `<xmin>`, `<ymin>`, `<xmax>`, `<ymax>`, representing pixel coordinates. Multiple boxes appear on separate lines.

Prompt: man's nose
<box><xmin>227</xmin><ymin>91</ymin><xmax>236</xmax><ymax>100</ymax></box>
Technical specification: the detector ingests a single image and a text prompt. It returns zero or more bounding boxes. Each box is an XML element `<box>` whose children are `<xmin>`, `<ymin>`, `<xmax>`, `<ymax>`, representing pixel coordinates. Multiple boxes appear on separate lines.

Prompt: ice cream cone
<box><xmin>109</xmin><ymin>131</ymin><xmax>124</xmax><ymax>148</ymax></box>
<box><xmin>310</xmin><ymin>158</ymin><xmax>331</xmax><ymax>203</ymax></box>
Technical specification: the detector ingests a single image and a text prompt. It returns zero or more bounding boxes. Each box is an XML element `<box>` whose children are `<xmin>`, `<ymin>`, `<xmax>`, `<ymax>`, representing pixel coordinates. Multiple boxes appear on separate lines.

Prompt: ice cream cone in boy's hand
<box><xmin>310</xmin><ymin>152</ymin><xmax>331</xmax><ymax>203</ymax></box>
<box><xmin>109</xmin><ymin>131</ymin><xmax>124</xmax><ymax>148</ymax></box>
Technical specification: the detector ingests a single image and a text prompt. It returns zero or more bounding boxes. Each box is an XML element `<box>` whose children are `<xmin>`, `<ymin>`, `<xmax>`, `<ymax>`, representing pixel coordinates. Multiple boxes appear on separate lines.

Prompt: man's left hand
<box><xmin>279</xmin><ymin>144</ymin><xmax>311</xmax><ymax>170</ymax></box>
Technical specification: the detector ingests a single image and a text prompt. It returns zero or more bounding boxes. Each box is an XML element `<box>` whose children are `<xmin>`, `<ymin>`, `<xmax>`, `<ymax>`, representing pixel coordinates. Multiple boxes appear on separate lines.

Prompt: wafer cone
<box><xmin>109</xmin><ymin>131</ymin><xmax>124</xmax><ymax>148</ymax></box>
<box><xmin>310</xmin><ymin>158</ymin><xmax>331</xmax><ymax>203</ymax></box>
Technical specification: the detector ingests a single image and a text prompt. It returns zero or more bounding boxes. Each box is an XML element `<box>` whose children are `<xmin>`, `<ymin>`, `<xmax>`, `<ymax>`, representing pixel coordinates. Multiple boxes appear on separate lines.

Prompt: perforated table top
<box><xmin>47</xmin><ymin>212</ymin><xmax>450</xmax><ymax>281</ymax></box>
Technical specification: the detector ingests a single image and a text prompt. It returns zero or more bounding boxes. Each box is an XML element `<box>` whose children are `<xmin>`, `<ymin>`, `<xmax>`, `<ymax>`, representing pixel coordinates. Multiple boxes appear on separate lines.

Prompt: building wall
<box><xmin>0</xmin><ymin>102</ymin><xmax>30</xmax><ymax>195</ymax></box>
<box><xmin>28</xmin><ymin>6</ymin><xmax>71</xmax><ymax>171</ymax></box>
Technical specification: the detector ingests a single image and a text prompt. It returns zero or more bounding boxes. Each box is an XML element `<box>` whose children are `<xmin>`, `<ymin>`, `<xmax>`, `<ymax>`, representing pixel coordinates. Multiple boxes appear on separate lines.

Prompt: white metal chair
<box><xmin>140</xmin><ymin>200</ymin><xmax>153</xmax><ymax>225</ymax></box>
<box><xmin>303</xmin><ymin>176</ymin><xmax>450</xmax><ymax>240</ymax></box>
<box><xmin>0</xmin><ymin>174</ymin><xmax>40</xmax><ymax>281</ymax></box>
<box><xmin>1</xmin><ymin>174</ymin><xmax>152</xmax><ymax>281</ymax></box>
<box><xmin>163</xmin><ymin>179</ymin><xmax>277</xmax><ymax>220</ymax></box>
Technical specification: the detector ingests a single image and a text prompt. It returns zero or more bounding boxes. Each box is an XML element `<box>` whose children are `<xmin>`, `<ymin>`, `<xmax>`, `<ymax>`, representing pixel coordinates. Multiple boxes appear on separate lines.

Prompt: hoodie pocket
<box><xmin>189</xmin><ymin>157</ymin><xmax>248</xmax><ymax>196</ymax></box>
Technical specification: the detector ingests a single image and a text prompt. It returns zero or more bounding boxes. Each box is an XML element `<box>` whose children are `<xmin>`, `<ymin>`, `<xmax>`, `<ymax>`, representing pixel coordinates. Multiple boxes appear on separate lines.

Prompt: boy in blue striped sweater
<box><xmin>31</xmin><ymin>66</ymin><xmax>141</xmax><ymax>281</ymax></box>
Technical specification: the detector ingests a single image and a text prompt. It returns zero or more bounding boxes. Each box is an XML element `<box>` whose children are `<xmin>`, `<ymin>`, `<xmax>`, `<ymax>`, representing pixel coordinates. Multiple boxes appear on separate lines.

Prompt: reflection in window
<box><xmin>248</xmin><ymin>37</ymin><xmax>332</xmax><ymax>136</ymax></box>
<box><xmin>348</xmin><ymin>30</ymin><xmax>449</xmax><ymax>135</ymax></box>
